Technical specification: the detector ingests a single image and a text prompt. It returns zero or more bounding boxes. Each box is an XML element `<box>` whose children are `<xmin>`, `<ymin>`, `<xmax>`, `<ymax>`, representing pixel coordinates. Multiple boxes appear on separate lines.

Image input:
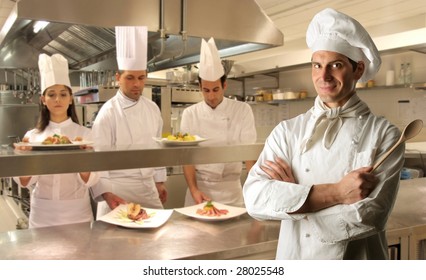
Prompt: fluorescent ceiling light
<box><xmin>33</xmin><ymin>21</ymin><xmax>49</xmax><ymax>33</ymax></box>
<box><xmin>3</xmin><ymin>52</ymin><xmax>12</xmax><ymax>61</ymax></box>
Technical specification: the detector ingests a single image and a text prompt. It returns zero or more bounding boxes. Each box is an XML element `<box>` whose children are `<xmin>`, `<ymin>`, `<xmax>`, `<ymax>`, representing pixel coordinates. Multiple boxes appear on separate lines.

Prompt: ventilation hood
<box><xmin>0</xmin><ymin>0</ymin><xmax>283</xmax><ymax>73</ymax></box>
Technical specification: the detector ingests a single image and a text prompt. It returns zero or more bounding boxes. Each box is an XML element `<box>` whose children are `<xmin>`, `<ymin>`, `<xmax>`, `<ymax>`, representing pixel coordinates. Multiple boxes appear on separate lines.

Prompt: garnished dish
<box><xmin>98</xmin><ymin>204</ymin><xmax>173</xmax><ymax>228</ymax></box>
<box><xmin>42</xmin><ymin>134</ymin><xmax>73</xmax><ymax>144</ymax></box>
<box><xmin>153</xmin><ymin>133</ymin><xmax>207</xmax><ymax>146</ymax></box>
<box><xmin>126</xmin><ymin>202</ymin><xmax>150</xmax><ymax>221</ymax></box>
<box><xmin>196</xmin><ymin>201</ymin><xmax>229</xmax><ymax>217</ymax></box>
<box><xmin>14</xmin><ymin>134</ymin><xmax>93</xmax><ymax>150</ymax></box>
<box><xmin>166</xmin><ymin>132</ymin><xmax>196</xmax><ymax>141</ymax></box>
<box><xmin>174</xmin><ymin>201</ymin><xmax>247</xmax><ymax>221</ymax></box>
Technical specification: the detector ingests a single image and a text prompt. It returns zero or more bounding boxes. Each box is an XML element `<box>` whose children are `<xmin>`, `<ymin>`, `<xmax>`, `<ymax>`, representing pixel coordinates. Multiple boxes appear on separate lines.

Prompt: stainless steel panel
<box><xmin>0</xmin><ymin>104</ymin><xmax>39</xmax><ymax>145</ymax></box>
<box><xmin>0</xmin><ymin>0</ymin><xmax>283</xmax><ymax>71</ymax></box>
<box><xmin>0</xmin><ymin>213</ymin><xmax>280</xmax><ymax>260</ymax></box>
<box><xmin>0</xmin><ymin>143</ymin><xmax>264</xmax><ymax>177</ymax></box>
<box><xmin>171</xmin><ymin>87</ymin><xmax>203</xmax><ymax>103</ymax></box>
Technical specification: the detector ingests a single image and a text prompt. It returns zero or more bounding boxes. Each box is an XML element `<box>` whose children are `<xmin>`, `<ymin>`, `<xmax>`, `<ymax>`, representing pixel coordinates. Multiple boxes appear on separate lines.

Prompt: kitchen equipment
<box><xmin>244</xmin><ymin>95</ymin><xmax>255</xmax><ymax>102</ymax></box>
<box><xmin>0</xmin><ymin>0</ymin><xmax>283</xmax><ymax>71</ymax></box>
<box><xmin>299</xmin><ymin>90</ymin><xmax>308</xmax><ymax>99</ymax></box>
<box><xmin>171</xmin><ymin>87</ymin><xmax>203</xmax><ymax>104</ymax></box>
<box><xmin>272</xmin><ymin>89</ymin><xmax>299</xmax><ymax>100</ymax></box>
<box><xmin>372</xmin><ymin>119</ymin><xmax>423</xmax><ymax>172</ymax></box>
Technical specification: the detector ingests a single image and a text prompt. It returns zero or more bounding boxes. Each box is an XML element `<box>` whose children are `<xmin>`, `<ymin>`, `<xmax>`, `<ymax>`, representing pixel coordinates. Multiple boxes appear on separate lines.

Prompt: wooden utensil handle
<box><xmin>371</xmin><ymin>141</ymin><xmax>402</xmax><ymax>172</ymax></box>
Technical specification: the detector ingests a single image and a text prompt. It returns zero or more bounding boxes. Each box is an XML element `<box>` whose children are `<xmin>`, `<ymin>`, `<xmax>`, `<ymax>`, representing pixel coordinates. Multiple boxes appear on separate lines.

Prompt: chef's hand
<box><xmin>191</xmin><ymin>189</ymin><xmax>211</xmax><ymax>204</ymax></box>
<box><xmin>261</xmin><ymin>157</ymin><xmax>296</xmax><ymax>183</ymax></box>
<box><xmin>102</xmin><ymin>192</ymin><xmax>126</xmax><ymax>210</ymax></box>
<box><xmin>336</xmin><ymin>166</ymin><xmax>378</xmax><ymax>204</ymax></box>
<box><xmin>13</xmin><ymin>137</ymin><xmax>32</xmax><ymax>151</ymax></box>
<box><xmin>155</xmin><ymin>182</ymin><xmax>168</xmax><ymax>204</ymax></box>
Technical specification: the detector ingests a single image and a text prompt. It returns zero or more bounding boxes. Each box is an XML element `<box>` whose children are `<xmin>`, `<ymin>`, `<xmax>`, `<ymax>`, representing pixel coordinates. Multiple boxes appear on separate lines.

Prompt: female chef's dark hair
<box><xmin>35</xmin><ymin>85</ymin><xmax>80</xmax><ymax>132</ymax></box>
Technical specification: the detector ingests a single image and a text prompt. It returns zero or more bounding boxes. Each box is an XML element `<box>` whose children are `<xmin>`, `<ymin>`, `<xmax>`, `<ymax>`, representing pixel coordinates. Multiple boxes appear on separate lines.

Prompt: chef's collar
<box><xmin>203</xmin><ymin>96</ymin><xmax>228</xmax><ymax>112</ymax></box>
<box><xmin>48</xmin><ymin>118</ymin><xmax>72</xmax><ymax>127</ymax></box>
<box><xmin>117</xmin><ymin>89</ymin><xmax>139</xmax><ymax>109</ymax></box>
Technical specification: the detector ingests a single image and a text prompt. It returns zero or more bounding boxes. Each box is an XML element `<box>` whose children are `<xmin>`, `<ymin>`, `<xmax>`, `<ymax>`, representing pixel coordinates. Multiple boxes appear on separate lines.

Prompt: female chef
<box><xmin>13</xmin><ymin>54</ymin><xmax>99</xmax><ymax>228</ymax></box>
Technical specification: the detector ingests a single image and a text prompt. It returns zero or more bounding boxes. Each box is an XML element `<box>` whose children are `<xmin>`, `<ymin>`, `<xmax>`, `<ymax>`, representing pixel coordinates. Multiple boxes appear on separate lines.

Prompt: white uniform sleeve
<box><xmin>243</xmin><ymin>124</ymin><xmax>312</xmax><ymax>220</ymax></box>
<box><xmin>179</xmin><ymin>108</ymin><xmax>192</xmax><ymax>135</ymax></box>
<box><xmin>90</xmin><ymin>105</ymin><xmax>115</xmax><ymax>200</ymax></box>
<box><xmin>239</xmin><ymin>104</ymin><xmax>257</xmax><ymax>144</ymax></box>
<box><xmin>153</xmin><ymin>105</ymin><xmax>167</xmax><ymax>183</ymax></box>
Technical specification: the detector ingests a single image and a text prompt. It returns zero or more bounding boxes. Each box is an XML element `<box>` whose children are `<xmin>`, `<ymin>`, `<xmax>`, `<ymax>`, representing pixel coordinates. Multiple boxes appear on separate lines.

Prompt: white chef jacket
<box><xmin>180</xmin><ymin>97</ymin><xmax>256</xmax><ymax>207</ymax></box>
<box><xmin>243</xmin><ymin>95</ymin><xmax>404</xmax><ymax>259</ymax></box>
<box><xmin>91</xmin><ymin>91</ymin><xmax>167</xmax><ymax>214</ymax></box>
<box><xmin>13</xmin><ymin>118</ymin><xmax>99</xmax><ymax>228</ymax></box>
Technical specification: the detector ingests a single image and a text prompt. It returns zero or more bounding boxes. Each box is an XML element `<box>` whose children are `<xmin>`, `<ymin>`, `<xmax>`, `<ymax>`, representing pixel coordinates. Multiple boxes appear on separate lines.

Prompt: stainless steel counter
<box><xmin>386</xmin><ymin>178</ymin><xmax>426</xmax><ymax>259</ymax></box>
<box><xmin>0</xmin><ymin>142</ymin><xmax>264</xmax><ymax>177</ymax></box>
<box><xmin>0</xmin><ymin>212</ymin><xmax>280</xmax><ymax>260</ymax></box>
<box><xmin>1</xmin><ymin>179</ymin><xmax>425</xmax><ymax>260</ymax></box>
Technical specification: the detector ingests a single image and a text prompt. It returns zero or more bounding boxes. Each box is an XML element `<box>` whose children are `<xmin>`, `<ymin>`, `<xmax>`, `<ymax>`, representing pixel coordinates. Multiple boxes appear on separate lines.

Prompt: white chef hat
<box><xmin>38</xmin><ymin>53</ymin><xmax>71</xmax><ymax>94</ymax></box>
<box><xmin>115</xmin><ymin>26</ymin><xmax>148</xmax><ymax>71</ymax></box>
<box><xmin>306</xmin><ymin>8</ymin><xmax>381</xmax><ymax>83</ymax></box>
<box><xmin>199</xmin><ymin>37</ymin><xmax>224</xmax><ymax>81</ymax></box>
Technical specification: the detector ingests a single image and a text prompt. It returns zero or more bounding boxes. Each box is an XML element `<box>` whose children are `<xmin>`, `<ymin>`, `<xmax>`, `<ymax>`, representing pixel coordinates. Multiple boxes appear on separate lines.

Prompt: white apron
<box><xmin>184</xmin><ymin>111</ymin><xmax>244</xmax><ymax>207</ymax></box>
<box><xmin>30</xmin><ymin>193</ymin><xmax>93</xmax><ymax>228</ymax></box>
<box><xmin>94</xmin><ymin>94</ymin><xmax>165</xmax><ymax>219</ymax></box>
<box><xmin>184</xmin><ymin>177</ymin><xmax>244</xmax><ymax>207</ymax></box>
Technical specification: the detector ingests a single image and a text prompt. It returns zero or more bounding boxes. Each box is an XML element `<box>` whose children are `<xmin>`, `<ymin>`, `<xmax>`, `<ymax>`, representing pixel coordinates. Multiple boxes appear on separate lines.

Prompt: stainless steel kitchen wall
<box><xmin>0</xmin><ymin>104</ymin><xmax>39</xmax><ymax>145</ymax></box>
<box><xmin>0</xmin><ymin>0</ymin><xmax>283</xmax><ymax>71</ymax></box>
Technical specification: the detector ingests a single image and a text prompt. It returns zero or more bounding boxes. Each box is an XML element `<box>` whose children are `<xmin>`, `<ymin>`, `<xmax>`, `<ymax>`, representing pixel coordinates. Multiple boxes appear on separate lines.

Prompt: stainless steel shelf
<box><xmin>0</xmin><ymin>143</ymin><xmax>264</xmax><ymax>177</ymax></box>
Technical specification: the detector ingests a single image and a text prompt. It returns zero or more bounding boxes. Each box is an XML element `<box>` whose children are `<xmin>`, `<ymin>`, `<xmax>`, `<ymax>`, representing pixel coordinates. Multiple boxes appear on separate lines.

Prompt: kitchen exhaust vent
<box><xmin>0</xmin><ymin>0</ymin><xmax>283</xmax><ymax>72</ymax></box>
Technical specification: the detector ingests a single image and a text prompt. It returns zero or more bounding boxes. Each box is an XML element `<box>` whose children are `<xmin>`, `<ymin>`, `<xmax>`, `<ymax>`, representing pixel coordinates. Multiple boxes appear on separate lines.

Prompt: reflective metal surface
<box><xmin>0</xmin><ymin>212</ymin><xmax>280</xmax><ymax>260</ymax></box>
<box><xmin>0</xmin><ymin>0</ymin><xmax>283</xmax><ymax>71</ymax></box>
<box><xmin>0</xmin><ymin>143</ymin><xmax>264</xmax><ymax>177</ymax></box>
<box><xmin>1</xmin><ymin>179</ymin><xmax>425</xmax><ymax>260</ymax></box>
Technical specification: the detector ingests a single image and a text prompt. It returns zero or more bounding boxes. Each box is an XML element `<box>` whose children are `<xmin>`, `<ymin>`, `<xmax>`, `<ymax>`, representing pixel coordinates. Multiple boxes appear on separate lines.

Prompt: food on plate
<box><xmin>41</xmin><ymin>134</ymin><xmax>78</xmax><ymax>145</ymax></box>
<box><xmin>196</xmin><ymin>201</ymin><xmax>229</xmax><ymax>217</ymax></box>
<box><xmin>127</xmin><ymin>202</ymin><xmax>149</xmax><ymax>221</ymax></box>
<box><xmin>166</xmin><ymin>132</ymin><xmax>196</xmax><ymax>141</ymax></box>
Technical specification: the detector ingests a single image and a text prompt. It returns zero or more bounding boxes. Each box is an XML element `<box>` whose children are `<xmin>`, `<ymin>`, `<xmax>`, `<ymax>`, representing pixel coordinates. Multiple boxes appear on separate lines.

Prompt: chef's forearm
<box><xmin>183</xmin><ymin>165</ymin><xmax>198</xmax><ymax>191</ymax></box>
<box><xmin>290</xmin><ymin>183</ymin><xmax>340</xmax><ymax>213</ymax></box>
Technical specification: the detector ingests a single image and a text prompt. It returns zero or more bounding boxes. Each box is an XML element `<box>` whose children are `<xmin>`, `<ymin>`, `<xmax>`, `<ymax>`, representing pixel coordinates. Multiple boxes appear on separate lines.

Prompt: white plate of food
<box><xmin>174</xmin><ymin>201</ymin><xmax>247</xmax><ymax>221</ymax></box>
<box><xmin>153</xmin><ymin>134</ymin><xmax>207</xmax><ymax>147</ymax></box>
<box><xmin>98</xmin><ymin>204</ymin><xmax>173</xmax><ymax>228</ymax></box>
<box><xmin>14</xmin><ymin>140</ymin><xmax>94</xmax><ymax>150</ymax></box>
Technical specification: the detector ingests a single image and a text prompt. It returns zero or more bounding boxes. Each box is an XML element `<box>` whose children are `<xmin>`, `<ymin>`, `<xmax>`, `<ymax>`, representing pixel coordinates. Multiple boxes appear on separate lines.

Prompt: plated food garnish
<box><xmin>41</xmin><ymin>134</ymin><xmax>81</xmax><ymax>145</ymax></box>
<box><xmin>126</xmin><ymin>202</ymin><xmax>149</xmax><ymax>221</ymax></box>
<box><xmin>166</xmin><ymin>132</ymin><xmax>196</xmax><ymax>141</ymax></box>
<box><xmin>196</xmin><ymin>201</ymin><xmax>229</xmax><ymax>217</ymax></box>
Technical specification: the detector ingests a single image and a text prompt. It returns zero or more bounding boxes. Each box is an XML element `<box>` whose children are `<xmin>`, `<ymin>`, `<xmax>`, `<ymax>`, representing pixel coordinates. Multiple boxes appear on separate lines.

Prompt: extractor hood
<box><xmin>0</xmin><ymin>0</ymin><xmax>283</xmax><ymax>72</ymax></box>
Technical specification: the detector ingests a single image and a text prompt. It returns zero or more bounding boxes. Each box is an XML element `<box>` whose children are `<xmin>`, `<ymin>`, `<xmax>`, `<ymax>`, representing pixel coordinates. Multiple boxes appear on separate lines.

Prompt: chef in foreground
<box><xmin>243</xmin><ymin>8</ymin><xmax>405</xmax><ymax>259</ymax></box>
<box><xmin>91</xmin><ymin>26</ymin><xmax>167</xmax><ymax>217</ymax></box>
<box><xmin>180</xmin><ymin>38</ymin><xmax>257</xmax><ymax>207</ymax></box>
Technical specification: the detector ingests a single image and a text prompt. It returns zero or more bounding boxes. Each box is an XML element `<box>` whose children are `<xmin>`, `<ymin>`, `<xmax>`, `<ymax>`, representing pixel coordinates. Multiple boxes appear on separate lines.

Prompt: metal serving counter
<box><xmin>386</xmin><ymin>178</ymin><xmax>426</xmax><ymax>259</ymax></box>
<box><xmin>0</xmin><ymin>212</ymin><xmax>280</xmax><ymax>260</ymax></box>
<box><xmin>0</xmin><ymin>142</ymin><xmax>264</xmax><ymax>177</ymax></box>
<box><xmin>1</xmin><ymin>179</ymin><xmax>425</xmax><ymax>260</ymax></box>
<box><xmin>2</xmin><ymin>142</ymin><xmax>426</xmax><ymax>260</ymax></box>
